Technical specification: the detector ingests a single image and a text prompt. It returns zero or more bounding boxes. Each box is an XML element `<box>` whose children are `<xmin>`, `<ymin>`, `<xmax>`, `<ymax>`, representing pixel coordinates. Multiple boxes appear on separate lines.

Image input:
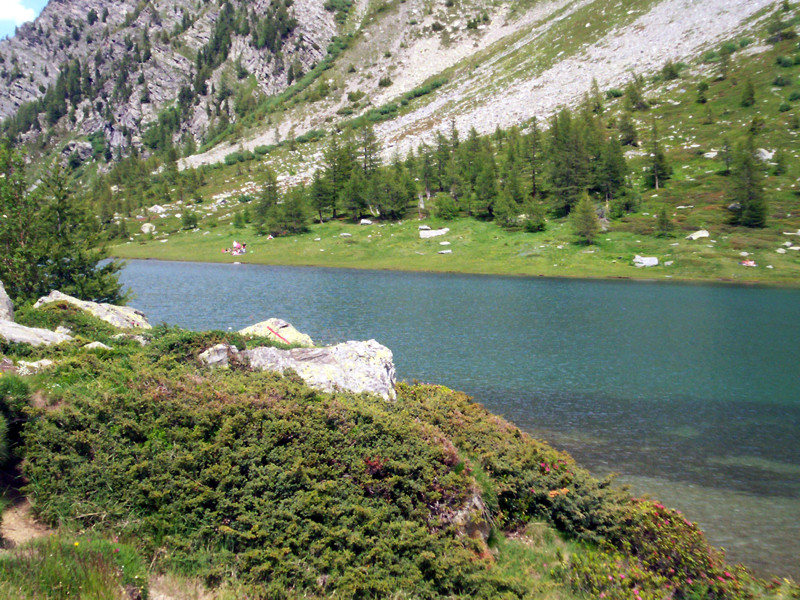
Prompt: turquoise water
<box><xmin>120</xmin><ymin>260</ymin><xmax>800</xmax><ymax>577</ymax></box>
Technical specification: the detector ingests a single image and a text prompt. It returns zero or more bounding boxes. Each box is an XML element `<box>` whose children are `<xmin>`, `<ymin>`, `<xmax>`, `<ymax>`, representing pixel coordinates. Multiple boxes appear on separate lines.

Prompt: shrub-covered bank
<box><xmin>1</xmin><ymin>303</ymin><xmax>798</xmax><ymax>598</ymax></box>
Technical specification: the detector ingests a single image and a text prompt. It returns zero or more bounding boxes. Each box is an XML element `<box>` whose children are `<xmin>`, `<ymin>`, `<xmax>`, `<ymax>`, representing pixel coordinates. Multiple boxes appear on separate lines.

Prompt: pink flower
<box><xmin>687</xmin><ymin>578</ymin><xmax>693</xmax><ymax>585</ymax></box>
<box><xmin>724</xmin><ymin>571</ymin><xmax>732</xmax><ymax>578</ymax></box>
<box><xmin>620</xmin><ymin>574</ymin><xmax>625</xmax><ymax>580</ymax></box>
<box><xmin>609</xmin><ymin>575</ymin><xmax>614</xmax><ymax>581</ymax></box>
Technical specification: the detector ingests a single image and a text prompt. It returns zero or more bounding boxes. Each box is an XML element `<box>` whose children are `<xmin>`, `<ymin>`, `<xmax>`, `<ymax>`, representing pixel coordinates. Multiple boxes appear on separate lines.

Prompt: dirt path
<box><xmin>0</xmin><ymin>498</ymin><xmax>53</xmax><ymax>548</ymax></box>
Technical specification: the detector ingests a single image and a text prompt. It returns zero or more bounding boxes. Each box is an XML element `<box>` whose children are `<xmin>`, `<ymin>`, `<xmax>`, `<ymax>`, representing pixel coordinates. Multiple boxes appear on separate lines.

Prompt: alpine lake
<box><xmin>120</xmin><ymin>259</ymin><xmax>800</xmax><ymax>579</ymax></box>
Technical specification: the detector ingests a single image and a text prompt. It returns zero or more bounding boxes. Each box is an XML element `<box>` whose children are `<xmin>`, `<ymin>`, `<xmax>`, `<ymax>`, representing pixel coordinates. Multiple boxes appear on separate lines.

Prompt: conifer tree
<box><xmin>524</xmin><ymin>117</ymin><xmax>541</xmax><ymax>198</ymax></box>
<box><xmin>310</xmin><ymin>170</ymin><xmax>331</xmax><ymax>223</ymax></box>
<box><xmin>618</xmin><ymin>111</ymin><xmax>639</xmax><ymax>147</ymax></box>
<box><xmin>571</xmin><ymin>192</ymin><xmax>600</xmax><ymax>244</ymax></box>
<box><xmin>599</xmin><ymin>137</ymin><xmax>628</xmax><ymax>206</ymax></box>
<box><xmin>0</xmin><ymin>144</ymin><xmax>125</xmax><ymax>303</ymax></box>
<box><xmin>645</xmin><ymin>118</ymin><xmax>671</xmax><ymax>190</ymax></box>
<box><xmin>729</xmin><ymin>134</ymin><xmax>767</xmax><ymax>228</ymax></box>
<box><xmin>741</xmin><ymin>79</ymin><xmax>756</xmax><ymax>107</ymax></box>
<box><xmin>548</xmin><ymin>109</ymin><xmax>588</xmax><ymax>216</ymax></box>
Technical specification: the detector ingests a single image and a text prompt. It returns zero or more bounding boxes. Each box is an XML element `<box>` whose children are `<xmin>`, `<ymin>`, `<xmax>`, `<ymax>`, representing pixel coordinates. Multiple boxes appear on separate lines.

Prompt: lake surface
<box><xmin>120</xmin><ymin>259</ymin><xmax>800</xmax><ymax>578</ymax></box>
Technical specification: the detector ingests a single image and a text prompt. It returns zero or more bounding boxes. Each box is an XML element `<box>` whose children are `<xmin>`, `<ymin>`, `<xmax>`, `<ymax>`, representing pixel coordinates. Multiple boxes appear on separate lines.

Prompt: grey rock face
<box><xmin>0</xmin><ymin>280</ymin><xmax>12</xmax><ymax>321</ymax></box>
<box><xmin>0</xmin><ymin>0</ymin><xmax>336</xmax><ymax>155</ymax></box>
<box><xmin>243</xmin><ymin>340</ymin><xmax>396</xmax><ymax>400</ymax></box>
<box><xmin>34</xmin><ymin>291</ymin><xmax>151</xmax><ymax>330</ymax></box>
<box><xmin>0</xmin><ymin>320</ymin><xmax>73</xmax><ymax>346</ymax></box>
<box><xmin>239</xmin><ymin>318</ymin><xmax>314</xmax><ymax>347</ymax></box>
<box><xmin>199</xmin><ymin>343</ymin><xmax>239</xmax><ymax>369</ymax></box>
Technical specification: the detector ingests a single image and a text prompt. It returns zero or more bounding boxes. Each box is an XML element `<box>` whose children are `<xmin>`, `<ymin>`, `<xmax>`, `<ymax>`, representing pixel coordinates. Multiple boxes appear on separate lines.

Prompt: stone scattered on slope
<box><xmin>34</xmin><ymin>291</ymin><xmax>152</xmax><ymax>330</ymax></box>
<box><xmin>0</xmin><ymin>280</ymin><xmax>13</xmax><ymax>322</ymax></box>
<box><xmin>239</xmin><ymin>318</ymin><xmax>314</xmax><ymax>347</ymax></box>
<box><xmin>633</xmin><ymin>255</ymin><xmax>659</xmax><ymax>268</ymax></box>
<box><xmin>243</xmin><ymin>340</ymin><xmax>396</xmax><ymax>400</ymax></box>
<box><xmin>83</xmin><ymin>341</ymin><xmax>112</xmax><ymax>351</ymax></box>
<box><xmin>113</xmin><ymin>333</ymin><xmax>149</xmax><ymax>346</ymax></box>
<box><xmin>686</xmin><ymin>230</ymin><xmax>709</xmax><ymax>241</ymax></box>
<box><xmin>420</xmin><ymin>228</ymin><xmax>450</xmax><ymax>239</ymax></box>
<box><xmin>0</xmin><ymin>320</ymin><xmax>73</xmax><ymax>347</ymax></box>
<box><xmin>17</xmin><ymin>359</ymin><xmax>56</xmax><ymax>375</ymax></box>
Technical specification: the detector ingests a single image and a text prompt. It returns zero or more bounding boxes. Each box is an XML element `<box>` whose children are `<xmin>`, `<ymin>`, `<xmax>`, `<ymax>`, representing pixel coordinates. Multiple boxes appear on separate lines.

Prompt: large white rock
<box><xmin>686</xmin><ymin>230</ymin><xmax>710</xmax><ymax>241</ymax></box>
<box><xmin>141</xmin><ymin>223</ymin><xmax>156</xmax><ymax>234</ymax></box>
<box><xmin>243</xmin><ymin>340</ymin><xmax>396</xmax><ymax>400</ymax></box>
<box><xmin>633</xmin><ymin>255</ymin><xmax>659</xmax><ymax>268</ymax></box>
<box><xmin>0</xmin><ymin>320</ymin><xmax>73</xmax><ymax>346</ymax></box>
<box><xmin>17</xmin><ymin>359</ymin><xmax>56</xmax><ymax>375</ymax></box>
<box><xmin>420</xmin><ymin>227</ymin><xmax>450</xmax><ymax>239</ymax></box>
<box><xmin>0</xmin><ymin>280</ymin><xmax>12</xmax><ymax>322</ymax></box>
<box><xmin>34</xmin><ymin>291</ymin><xmax>152</xmax><ymax>330</ymax></box>
<box><xmin>239</xmin><ymin>318</ymin><xmax>314</xmax><ymax>347</ymax></box>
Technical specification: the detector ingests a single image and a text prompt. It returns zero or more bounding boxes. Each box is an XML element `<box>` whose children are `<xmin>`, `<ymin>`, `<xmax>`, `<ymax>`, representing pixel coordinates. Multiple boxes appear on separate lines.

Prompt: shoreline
<box><xmin>111</xmin><ymin>253</ymin><xmax>800</xmax><ymax>290</ymax></box>
<box><xmin>109</xmin><ymin>217</ymin><xmax>800</xmax><ymax>289</ymax></box>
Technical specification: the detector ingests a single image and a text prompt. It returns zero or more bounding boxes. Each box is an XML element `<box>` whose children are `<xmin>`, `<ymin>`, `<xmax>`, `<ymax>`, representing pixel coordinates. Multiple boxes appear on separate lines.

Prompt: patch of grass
<box><xmin>0</xmin><ymin>535</ymin><xmax>148</xmax><ymax>600</ymax></box>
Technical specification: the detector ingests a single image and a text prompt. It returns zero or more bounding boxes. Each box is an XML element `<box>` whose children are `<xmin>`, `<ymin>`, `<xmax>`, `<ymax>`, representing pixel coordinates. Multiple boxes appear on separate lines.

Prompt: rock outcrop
<box><xmin>239</xmin><ymin>318</ymin><xmax>314</xmax><ymax>347</ymax></box>
<box><xmin>243</xmin><ymin>340</ymin><xmax>396</xmax><ymax>400</ymax></box>
<box><xmin>0</xmin><ymin>280</ymin><xmax>12</xmax><ymax>322</ymax></box>
<box><xmin>0</xmin><ymin>320</ymin><xmax>73</xmax><ymax>347</ymax></box>
<box><xmin>199</xmin><ymin>343</ymin><xmax>239</xmax><ymax>369</ymax></box>
<box><xmin>34</xmin><ymin>291</ymin><xmax>151</xmax><ymax>330</ymax></box>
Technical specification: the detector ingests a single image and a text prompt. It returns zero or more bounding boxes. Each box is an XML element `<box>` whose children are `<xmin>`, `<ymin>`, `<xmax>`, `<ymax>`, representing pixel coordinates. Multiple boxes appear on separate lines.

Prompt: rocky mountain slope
<box><xmin>0</xmin><ymin>0</ymin><xmax>338</xmax><ymax>156</ymax></box>
<box><xmin>0</xmin><ymin>0</ymin><xmax>786</xmax><ymax>167</ymax></box>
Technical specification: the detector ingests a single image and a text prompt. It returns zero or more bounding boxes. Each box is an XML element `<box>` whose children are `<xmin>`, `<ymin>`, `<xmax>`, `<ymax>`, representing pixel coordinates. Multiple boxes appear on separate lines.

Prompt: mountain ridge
<box><xmin>0</xmin><ymin>0</ymin><xmax>785</xmax><ymax>171</ymax></box>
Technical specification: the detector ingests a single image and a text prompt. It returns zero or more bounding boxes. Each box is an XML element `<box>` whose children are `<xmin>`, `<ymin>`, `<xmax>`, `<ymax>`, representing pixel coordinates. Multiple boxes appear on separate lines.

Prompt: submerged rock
<box><xmin>0</xmin><ymin>280</ymin><xmax>13</xmax><ymax>322</ymax></box>
<box><xmin>243</xmin><ymin>340</ymin><xmax>396</xmax><ymax>400</ymax></box>
<box><xmin>0</xmin><ymin>320</ymin><xmax>73</xmax><ymax>347</ymax></box>
<box><xmin>239</xmin><ymin>318</ymin><xmax>314</xmax><ymax>347</ymax></box>
<box><xmin>34</xmin><ymin>291</ymin><xmax>152</xmax><ymax>330</ymax></box>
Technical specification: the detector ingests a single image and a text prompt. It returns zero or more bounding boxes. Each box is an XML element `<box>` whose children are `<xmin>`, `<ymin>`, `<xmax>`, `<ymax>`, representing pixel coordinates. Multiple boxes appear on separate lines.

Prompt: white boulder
<box><xmin>633</xmin><ymin>255</ymin><xmax>659</xmax><ymax>268</ymax></box>
<box><xmin>239</xmin><ymin>318</ymin><xmax>314</xmax><ymax>347</ymax></box>
<box><xmin>34</xmin><ymin>291</ymin><xmax>152</xmax><ymax>330</ymax></box>
<box><xmin>420</xmin><ymin>228</ymin><xmax>450</xmax><ymax>239</ymax></box>
<box><xmin>83</xmin><ymin>341</ymin><xmax>112</xmax><ymax>351</ymax></box>
<box><xmin>686</xmin><ymin>230</ymin><xmax>710</xmax><ymax>241</ymax></box>
<box><xmin>0</xmin><ymin>320</ymin><xmax>73</xmax><ymax>347</ymax></box>
<box><xmin>243</xmin><ymin>340</ymin><xmax>397</xmax><ymax>400</ymax></box>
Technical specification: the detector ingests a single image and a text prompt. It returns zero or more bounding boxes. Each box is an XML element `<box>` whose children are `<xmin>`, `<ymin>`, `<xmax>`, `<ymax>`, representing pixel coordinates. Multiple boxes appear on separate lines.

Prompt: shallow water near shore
<box><xmin>120</xmin><ymin>259</ymin><xmax>800</xmax><ymax>578</ymax></box>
